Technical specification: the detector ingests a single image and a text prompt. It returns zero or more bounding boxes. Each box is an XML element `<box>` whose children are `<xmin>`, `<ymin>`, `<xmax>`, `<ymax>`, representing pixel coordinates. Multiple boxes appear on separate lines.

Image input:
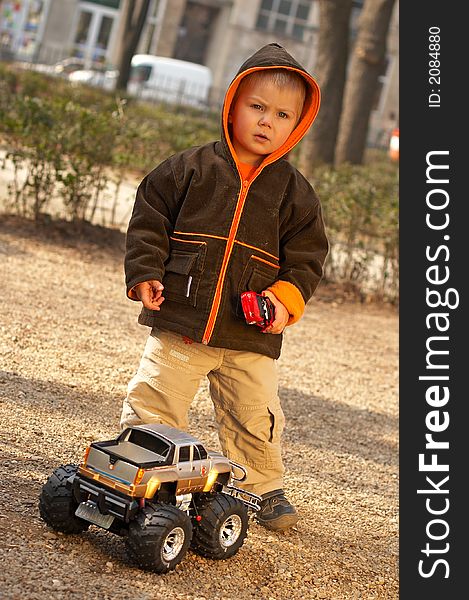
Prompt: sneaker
<box><xmin>255</xmin><ymin>489</ymin><xmax>299</xmax><ymax>531</ymax></box>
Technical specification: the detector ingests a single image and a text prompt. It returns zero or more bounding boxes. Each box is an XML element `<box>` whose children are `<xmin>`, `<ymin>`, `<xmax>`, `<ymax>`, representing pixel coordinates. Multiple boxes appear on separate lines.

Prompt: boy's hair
<box><xmin>233</xmin><ymin>68</ymin><xmax>307</xmax><ymax>113</ymax></box>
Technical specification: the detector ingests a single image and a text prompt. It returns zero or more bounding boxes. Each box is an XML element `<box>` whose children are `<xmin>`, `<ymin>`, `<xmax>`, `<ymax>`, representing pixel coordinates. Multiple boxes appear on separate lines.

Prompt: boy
<box><xmin>121</xmin><ymin>43</ymin><xmax>328</xmax><ymax>531</ymax></box>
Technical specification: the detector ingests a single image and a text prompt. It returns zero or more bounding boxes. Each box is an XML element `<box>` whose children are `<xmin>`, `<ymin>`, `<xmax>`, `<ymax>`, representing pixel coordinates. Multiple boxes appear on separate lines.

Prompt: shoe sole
<box><xmin>256</xmin><ymin>512</ymin><xmax>299</xmax><ymax>531</ymax></box>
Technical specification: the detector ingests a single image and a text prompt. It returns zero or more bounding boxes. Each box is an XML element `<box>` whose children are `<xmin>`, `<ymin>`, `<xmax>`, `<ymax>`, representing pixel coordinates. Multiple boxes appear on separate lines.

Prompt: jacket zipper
<box><xmin>202</xmin><ymin>178</ymin><xmax>251</xmax><ymax>344</ymax></box>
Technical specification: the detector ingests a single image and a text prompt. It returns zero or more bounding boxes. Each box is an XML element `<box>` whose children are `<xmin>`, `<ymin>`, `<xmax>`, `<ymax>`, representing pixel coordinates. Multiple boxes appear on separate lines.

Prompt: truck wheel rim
<box><xmin>161</xmin><ymin>526</ymin><xmax>185</xmax><ymax>561</ymax></box>
<box><xmin>219</xmin><ymin>514</ymin><xmax>242</xmax><ymax>547</ymax></box>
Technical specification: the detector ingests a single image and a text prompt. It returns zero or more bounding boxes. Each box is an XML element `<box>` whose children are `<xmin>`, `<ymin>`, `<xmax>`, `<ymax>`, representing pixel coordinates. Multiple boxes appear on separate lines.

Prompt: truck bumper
<box><xmin>71</xmin><ymin>474</ymin><xmax>139</xmax><ymax>523</ymax></box>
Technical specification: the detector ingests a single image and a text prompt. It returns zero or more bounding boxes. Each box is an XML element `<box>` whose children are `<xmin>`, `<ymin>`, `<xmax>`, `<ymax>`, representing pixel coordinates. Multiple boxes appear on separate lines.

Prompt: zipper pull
<box><xmin>243</xmin><ymin>180</ymin><xmax>248</xmax><ymax>188</ymax></box>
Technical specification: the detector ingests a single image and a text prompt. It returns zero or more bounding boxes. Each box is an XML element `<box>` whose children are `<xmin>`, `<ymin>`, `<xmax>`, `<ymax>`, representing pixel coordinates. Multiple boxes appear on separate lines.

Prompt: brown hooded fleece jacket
<box><xmin>125</xmin><ymin>43</ymin><xmax>329</xmax><ymax>359</ymax></box>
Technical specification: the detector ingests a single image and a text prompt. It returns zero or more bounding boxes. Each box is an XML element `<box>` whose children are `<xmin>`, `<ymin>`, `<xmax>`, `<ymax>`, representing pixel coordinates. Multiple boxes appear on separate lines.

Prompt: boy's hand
<box><xmin>134</xmin><ymin>280</ymin><xmax>165</xmax><ymax>310</ymax></box>
<box><xmin>261</xmin><ymin>290</ymin><xmax>289</xmax><ymax>334</ymax></box>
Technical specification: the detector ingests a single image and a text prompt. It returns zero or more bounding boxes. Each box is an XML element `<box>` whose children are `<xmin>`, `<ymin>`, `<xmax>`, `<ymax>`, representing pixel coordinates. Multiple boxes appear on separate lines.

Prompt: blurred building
<box><xmin>0</xmin><ymin>0</ymin><xmax>398</xmax><ymax>146</ymax></box>
<box><xmin>0</xmin><ymin>1</ymin><xmax>120</xmax><ymax>64</ymax></box>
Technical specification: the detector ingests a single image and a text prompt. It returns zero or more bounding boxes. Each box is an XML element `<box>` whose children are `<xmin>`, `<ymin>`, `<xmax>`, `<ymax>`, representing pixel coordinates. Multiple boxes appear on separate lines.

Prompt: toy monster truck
<box><xmin>39</xmin><ymin>423</ymin><xmax>260</xmax><ymax>573</ymax></box>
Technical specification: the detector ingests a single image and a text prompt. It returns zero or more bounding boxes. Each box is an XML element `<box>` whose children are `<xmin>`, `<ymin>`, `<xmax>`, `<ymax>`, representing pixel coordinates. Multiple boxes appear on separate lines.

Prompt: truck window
<box><xmin>179</xmin><ymin>445</ymin><xmax>191</xmax><ymax>462</ymax></box>
<box><xmin>196</xmin><ymin>444</ymin><xmax>207</xmax><ymax>459</ymax></box>
<box><xmin>126</xmin><ymin>429</ymin><xmax>171</xmax><ymax>458</ymax></box>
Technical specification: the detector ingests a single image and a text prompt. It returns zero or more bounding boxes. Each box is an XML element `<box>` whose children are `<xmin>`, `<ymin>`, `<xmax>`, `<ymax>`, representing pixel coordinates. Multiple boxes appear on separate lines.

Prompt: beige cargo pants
<box><xmin>120</xmin><ymin>328</ymin><xmax>285</xmax><ymax>495</ymax></box>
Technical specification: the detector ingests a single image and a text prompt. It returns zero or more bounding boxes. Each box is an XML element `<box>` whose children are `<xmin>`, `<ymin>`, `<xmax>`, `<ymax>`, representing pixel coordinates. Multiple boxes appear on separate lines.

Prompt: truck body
<box><xmin>74</xmin><ymin>423</ymin><xmax>238</xmax><ymax>526</ymax></box>
<box><xmin>39</xmin><ymin>423</ymin><xmax>259</xmax><ymax>572</ymax></box>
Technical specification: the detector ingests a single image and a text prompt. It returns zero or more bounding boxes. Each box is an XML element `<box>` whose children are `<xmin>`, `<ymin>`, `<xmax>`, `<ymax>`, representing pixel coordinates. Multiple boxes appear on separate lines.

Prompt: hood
<box><xmin>222</xmin><ymin>43</ymin><xmax>320</xmax><ymax>173</ymax></box>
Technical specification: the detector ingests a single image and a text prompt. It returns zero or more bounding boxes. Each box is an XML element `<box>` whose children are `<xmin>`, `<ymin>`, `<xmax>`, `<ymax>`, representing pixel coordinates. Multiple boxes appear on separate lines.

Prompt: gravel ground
<box><xmin>0</xmin><ymin>216</ymin><xmax>398</xmax><ymax>600</ymax></box>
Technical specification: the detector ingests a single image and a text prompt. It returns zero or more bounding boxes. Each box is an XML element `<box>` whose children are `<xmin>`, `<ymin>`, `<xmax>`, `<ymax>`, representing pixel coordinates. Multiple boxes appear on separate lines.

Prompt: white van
<box><xmin>127</xmin><ymin>55</ymin><xmax>212</xmax><ymax>107</ymax></box>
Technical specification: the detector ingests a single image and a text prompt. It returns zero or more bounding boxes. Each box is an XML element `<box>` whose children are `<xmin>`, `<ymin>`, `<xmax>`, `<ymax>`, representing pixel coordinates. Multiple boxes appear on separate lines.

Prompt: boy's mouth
<box><xmin>254</xmin><ymin>133</ymin><xmax>269</xmax><ymax>142</ymax></box>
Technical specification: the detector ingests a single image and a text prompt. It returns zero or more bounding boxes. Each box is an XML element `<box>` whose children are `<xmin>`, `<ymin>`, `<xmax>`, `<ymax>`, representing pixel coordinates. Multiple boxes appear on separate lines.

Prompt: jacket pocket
<box><xmin>237</xmin><ymin>255</ymin><xmax>279</xmax><ymax>316</ymax></box>
<box><xmin>163</xmin><ymin>244</ymin><xmax>206</xmax><ymax>307</ymax></box>
<box><xmin>238</xmin><ymin>255</ymin><xmax>280</xmax><ymax>295</ymax></box>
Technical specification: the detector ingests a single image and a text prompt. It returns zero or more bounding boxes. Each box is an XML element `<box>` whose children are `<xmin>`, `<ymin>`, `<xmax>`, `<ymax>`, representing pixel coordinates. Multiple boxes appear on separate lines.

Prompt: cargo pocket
<box><xmin>262</xmin><ymin>398</ymin><xmax>285</xmax><ymax>468</ymax></box>
<box><xmin>163</xmin><ymin>245</ymin><xmax>206</xmax><ymax>307</ymax></box>
<box><xmin>218</xmin><ymin>400</ymin><xmax>285</xmax><ymax>469</ymax></box>
<box><xmin>267</xmin><ymin>399</ymin><xmax>285</xmax><ymax>445</ymax></box>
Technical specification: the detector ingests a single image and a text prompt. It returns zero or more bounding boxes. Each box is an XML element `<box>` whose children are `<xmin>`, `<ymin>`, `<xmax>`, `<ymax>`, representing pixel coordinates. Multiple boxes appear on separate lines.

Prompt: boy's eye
<box><xmin>251</xmin><ymin>103</ymin><xmax>263</xmax><ymax>110</ymax></box>
<box><xmin>278</xmin><ymin>112</ymin><xmax>288</xmax><ymax>119</ymax></box>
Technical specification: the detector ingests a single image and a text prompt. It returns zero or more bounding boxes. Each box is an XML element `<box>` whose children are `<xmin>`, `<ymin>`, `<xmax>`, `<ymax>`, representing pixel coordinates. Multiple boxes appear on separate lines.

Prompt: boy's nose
<box><xmin>259</xmin><ymin>115</ymin><xmax>272</xmax><ymax>127</ymax></box>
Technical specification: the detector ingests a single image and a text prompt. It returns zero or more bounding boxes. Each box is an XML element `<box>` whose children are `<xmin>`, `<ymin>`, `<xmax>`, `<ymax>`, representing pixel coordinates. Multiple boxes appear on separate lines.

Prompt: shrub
<box><xmin>309</xmin><ymin>160</ymin><xmax>399</xmax><ymax>302</ymax></box>
<box><xmin>1</xmin><ymin>95</ymin><xmax>59</xmax><ymax>219</ymax></box>
<box><xmin>0</xmin><ymin>63</ymin><xmax>219</xmax><ymax>222</ymax></box>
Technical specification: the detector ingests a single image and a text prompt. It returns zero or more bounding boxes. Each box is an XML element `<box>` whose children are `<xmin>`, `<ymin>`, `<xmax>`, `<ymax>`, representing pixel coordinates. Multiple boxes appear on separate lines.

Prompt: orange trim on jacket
<box><xmin>170</xmin><ymin>237</ymin><xmax>207</xmax><ymax>245</ymax></box>
<box><xmin>251</xmin><ymin>255</ymin><xmax>280</xmax><ymax>270</ymax></box>
<box><xmin>172</xmin><ymin>230</ymin><xmax>279</xmax><ymax>262</ymax></box>
<box><xmin>202</xmin><ymin>179</ymin><xmax>251</xmax><ymax>343</ymax></box>
<box><xmin>173</xmin><ymin>231</ymin><xmax>227</xmax><ymax>242</ymax></box>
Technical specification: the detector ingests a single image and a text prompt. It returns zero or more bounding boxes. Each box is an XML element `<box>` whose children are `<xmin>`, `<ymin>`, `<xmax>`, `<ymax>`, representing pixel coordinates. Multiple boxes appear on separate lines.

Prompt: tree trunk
<box><xmin>335</xmin><ymin>0</ymin><xmax>396</xmax><ymax>164</ymax></box>
<box><xmin>304</xmin><ymin>0</ymin><xmax>353</xmax><ymax>169</ymax></box>
<box><xmin>115</xmin><ymin>0</ymin><xmax>152</xmax><ymax>92</ymax></box>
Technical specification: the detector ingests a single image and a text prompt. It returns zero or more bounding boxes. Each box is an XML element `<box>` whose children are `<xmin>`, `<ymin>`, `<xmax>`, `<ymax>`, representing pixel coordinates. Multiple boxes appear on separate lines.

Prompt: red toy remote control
<box><xmin>240</xmin><ymin>291</ymin><xmax>275</xmax><ymax>330</ymax></box>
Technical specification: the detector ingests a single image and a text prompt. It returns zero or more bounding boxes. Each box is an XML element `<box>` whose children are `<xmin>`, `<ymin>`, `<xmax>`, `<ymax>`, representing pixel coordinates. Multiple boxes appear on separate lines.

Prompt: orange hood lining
<box><xmin>222</xmin><ymin>66</ymin><xmax>321</xmax><ymax>179</ymax></box>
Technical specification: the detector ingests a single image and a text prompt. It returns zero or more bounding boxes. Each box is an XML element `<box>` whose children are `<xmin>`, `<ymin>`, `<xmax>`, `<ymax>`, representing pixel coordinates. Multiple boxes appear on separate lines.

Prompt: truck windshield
<box><xmin>126</xmin><ymin>429</ymin><xmax>171</xmax><ymax>458</ymax></box>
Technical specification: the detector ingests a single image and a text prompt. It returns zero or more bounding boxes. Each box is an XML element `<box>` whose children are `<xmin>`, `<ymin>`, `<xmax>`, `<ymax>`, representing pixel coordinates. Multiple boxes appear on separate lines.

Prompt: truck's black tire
<box><xmin>191</xmin><ymin>493</ymin><xmax>249</xmax><ymax>559</ymax></box>
<box><xmin>126</xmin><ymin>504</ymin><xmax>192</xmax><ymax>573</ymax></box>
<box><xmin>39</xmin><ymin>464</ymin><xmax>90</xmax><ymax>534</ymax></box>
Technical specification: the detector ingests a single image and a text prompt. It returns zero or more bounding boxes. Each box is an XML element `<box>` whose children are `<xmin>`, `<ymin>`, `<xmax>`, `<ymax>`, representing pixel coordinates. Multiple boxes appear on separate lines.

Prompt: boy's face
<box><xmin>230</xmin><ymin>77</ymin><xmax>304</xmax><ymax>166</ymax></box>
